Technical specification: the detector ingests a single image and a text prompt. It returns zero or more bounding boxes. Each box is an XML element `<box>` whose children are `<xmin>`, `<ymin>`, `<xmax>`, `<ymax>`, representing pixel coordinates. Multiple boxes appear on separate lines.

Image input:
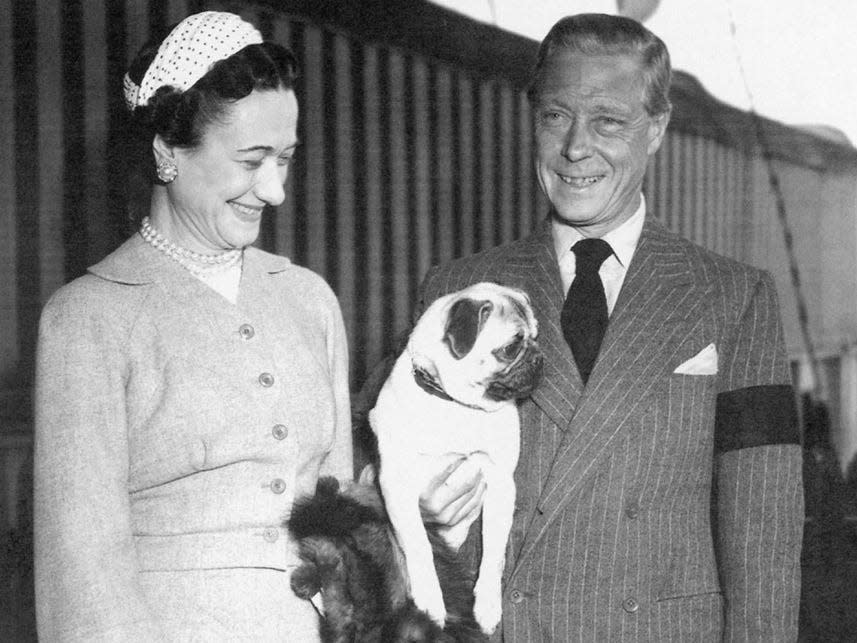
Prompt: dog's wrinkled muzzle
<box><xmin>485</xmin><ymin>341</ymin><xmax>544</xmax><ymax>402</ymax></box>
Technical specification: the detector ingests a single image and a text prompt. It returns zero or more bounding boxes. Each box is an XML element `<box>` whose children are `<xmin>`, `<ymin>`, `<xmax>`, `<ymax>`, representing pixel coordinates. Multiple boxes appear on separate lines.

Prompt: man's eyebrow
<box><xmin>590</xmin><ymin>99</ymin><xmax>633</xmax><ymax>113</ymax></box>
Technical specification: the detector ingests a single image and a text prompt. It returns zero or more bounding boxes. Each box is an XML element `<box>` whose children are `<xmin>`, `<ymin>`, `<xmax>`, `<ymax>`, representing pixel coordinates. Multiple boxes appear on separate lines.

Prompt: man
<box><xmin>418</xmin><ymin>13</ymin><xmax>803</xmax><ymax>641</ymax></box>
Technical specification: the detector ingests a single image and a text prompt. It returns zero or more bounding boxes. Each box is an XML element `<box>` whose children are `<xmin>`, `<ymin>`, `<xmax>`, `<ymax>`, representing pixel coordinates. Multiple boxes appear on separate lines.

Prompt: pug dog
<box><xmin>369</xmin><ymin>282</ymin><xmax>543</xmax><ymax>635</ymax></box>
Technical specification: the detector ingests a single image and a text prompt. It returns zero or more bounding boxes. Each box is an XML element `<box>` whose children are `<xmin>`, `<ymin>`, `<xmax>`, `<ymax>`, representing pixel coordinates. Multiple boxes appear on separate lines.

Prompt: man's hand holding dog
<box><xmin>420</xmin><ymin>457</ymin><xmax>486</xmax><ymax>551</ymax></box>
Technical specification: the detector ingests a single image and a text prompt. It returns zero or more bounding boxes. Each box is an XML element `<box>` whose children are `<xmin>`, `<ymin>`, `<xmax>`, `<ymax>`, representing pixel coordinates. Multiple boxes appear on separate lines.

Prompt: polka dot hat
<box><xmin>123</xmin><ymin>11</ymin><xmax>263</xmax><ymax>110</ymax></box>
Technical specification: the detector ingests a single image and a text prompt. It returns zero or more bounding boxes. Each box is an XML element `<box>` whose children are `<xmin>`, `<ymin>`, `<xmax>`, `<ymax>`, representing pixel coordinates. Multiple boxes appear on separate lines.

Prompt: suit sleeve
<box><xmin>33</xmin><ymin>290</ymin><xmax>165</xmax><ymax>642</ymax></box>
<box><xmin>713</xmin><ymin>270</ymin><xmax>803</xmax><ymax>642</ymax></box>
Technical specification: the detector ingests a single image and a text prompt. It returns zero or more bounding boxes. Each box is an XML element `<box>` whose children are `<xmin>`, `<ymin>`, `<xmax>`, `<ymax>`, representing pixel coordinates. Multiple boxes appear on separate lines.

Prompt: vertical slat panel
<box><xmin>0</xmin><ymin>0</ymin><xmax>18</xmax><ymax>374</ymax></box>
<box><xmin>693</xmin><ymin>136</ymin><xmax>706</xmax><ymax>246</ymax></box>
<box><xmin>682</xmin><ymin>135</ymin><xmax>696</xmax><ymax>242</ymax></box>
<box><xmin>668</xmin><ymin>134</ymin><xmax>682</xmax><ymax>233</ymax></box>
<box><xmin>361</xmin><ymin>44</ymin><xmax>385</xmax><ymax>371</ymax></box>
<box><xmin>433</xmin><ymin>66</ymin><xmax>454</xmax><ymax>266</ymax></box>
<box><xmin>456</xmin><ymin>74</ymin><xmax>475</xmax><ymax>257</ymax></box>
<box><xmin>387</xmin><ymin>50</ymin><xmax>410</xmax><ymax>338</ymax></box>
<box><xmin>106</xmin><ymin>0</ymin><xmax>132</xmax><ymax>250</ymax></box>
<box><xmin>498</xmin><ymin>84</ymin><xmax>515</xmax><ymax>244</ymax></box>
<box><xmin>660</xmin><ymin>133</ymin><xmax>673</xmax><ymax>228</ymax></box>
<box><xmin>478</xmin><ymin>81</ymin><xmax>495</xmax><ymax>251</ymax></box>
<box><xmin>516</xmin><ymin>92</ymin><xmax>534</xmax><ymax>236</ymax></box>
<box><xmin>411</xmin><ymin>58</ymin><xmax>432</xmax><ymax>293</ymax></box>
<box><xmin>125</xmin><ymin>0</ymin><xmax>149</xmax><ymax>61</ymax></box>
<box><xmin>733</xmin><ymin>148</ymin><xmax>749</xmax><ymax>260</ymax></box>
<box><xmin>720</xmin><ymin>144</ymin><xmax>733</xmax><ymax>258</ymax></box>
<box><xmin>710</xmin><ymin>142</ymin><xmax>724</xmax><ymax>254</ymax></box>
<box><xmin>333</xmin><ymin>33</ymin><xmax>356</xmax><ymax>352</ymax></box>
<box><xmin>12</xmin><ymin>0</ymin><xmax>40</xmax><ymax>383</ymax></box>
<box><xmin>82</xmin><ymin>0</ymin><xmax>110</xmax><ymax>265</ymax></box>
<box><xmin>61</xmin><ymin>0</ymin><xmax>88</xmax><ymax>281</ymax></box>
<box><xmin>36</xmin><ymin>0</ymin><xmax>65</xmax><ymax>299</ymax></box>
<box><xmin>300</xmin><ymin>24</ymin><xmax>326</xmax><ymax>277</ymax></box>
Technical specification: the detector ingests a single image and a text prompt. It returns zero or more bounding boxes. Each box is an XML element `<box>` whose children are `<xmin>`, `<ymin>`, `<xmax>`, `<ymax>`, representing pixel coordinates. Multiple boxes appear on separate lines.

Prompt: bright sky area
<box><xmin>430</xmin><ymin>0</ymin><xmax>857</xmax><ymax>146</ymax></box>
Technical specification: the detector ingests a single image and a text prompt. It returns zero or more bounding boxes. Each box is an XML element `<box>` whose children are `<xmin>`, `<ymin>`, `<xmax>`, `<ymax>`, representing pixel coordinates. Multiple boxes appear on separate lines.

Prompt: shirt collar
<box><xmin>551</xmin><ymin>194</ymin><xmax>646</xmax><ymax>268</ymax></box>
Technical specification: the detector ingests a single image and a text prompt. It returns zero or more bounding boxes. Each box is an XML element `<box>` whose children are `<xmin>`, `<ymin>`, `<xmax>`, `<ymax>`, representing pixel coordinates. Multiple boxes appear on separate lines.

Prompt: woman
<box><xmin>33</xmin><ymin>11</ymin><xmax>352</xmax><ymax>641</ymax></box>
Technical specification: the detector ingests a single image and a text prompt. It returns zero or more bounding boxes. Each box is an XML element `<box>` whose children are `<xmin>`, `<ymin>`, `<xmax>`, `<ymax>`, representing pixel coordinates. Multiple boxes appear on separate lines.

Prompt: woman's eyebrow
<box><xmin>237</xmin><ymin>141</ymin><xmax>301</xmax><ymax>153</ymax></box>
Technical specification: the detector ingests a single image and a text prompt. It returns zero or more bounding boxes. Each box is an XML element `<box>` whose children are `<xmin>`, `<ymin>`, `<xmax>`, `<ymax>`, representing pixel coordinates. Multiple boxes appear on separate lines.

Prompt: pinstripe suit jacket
<box><xmin>418</xmin><ymin>217</ymin><xmax>803</xmax><ymax>642</ymax></box>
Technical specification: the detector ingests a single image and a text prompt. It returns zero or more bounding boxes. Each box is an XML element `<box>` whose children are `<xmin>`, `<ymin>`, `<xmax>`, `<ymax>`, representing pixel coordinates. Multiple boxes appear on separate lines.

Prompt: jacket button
<box><xmin>270</xmin><ymin>478</ymin><xmax>287</xmax><ymax>494</ymax></box>
<box><xmin>258</xmin><ymin>372</ymin><xmax>275</xmax><ymax>387</ymax></box>
<box><xmin>263</xmin><ymin>528</ymin><xmax>279</xmax><ymax>543</ymax></box>
<box><xmin>272</xmin><ymin>424</ymin><xmax>289</xmax><ymax>440</ymax></box>
<box><xmin>625</xmin><ymin>500</ymin><xmax>639</xmax><ymax>519</ymax></box>
<box><xmin>623</xmin><ymin>597</ymin><xmax>639</xmax><ymax>613</ymax></box>
<box><xmin>239</xmin><ymin>323</ymin><xmax>255</xmax><ymax>339</ymax></box>
<box><xmin>509</xmin><ymin>589</ymin><xmax>524</xmax><ymax>604</ymax></box>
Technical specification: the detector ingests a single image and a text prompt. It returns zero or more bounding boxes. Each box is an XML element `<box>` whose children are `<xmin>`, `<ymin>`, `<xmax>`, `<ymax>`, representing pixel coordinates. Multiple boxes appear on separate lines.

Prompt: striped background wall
<box><xmin>0</xmin><ymin>0</ymin><xmax>770</xmax><ymax>407</ymax></box>
<box><xmin>0</xmin><ymin>0</ymin><xmax>552</xmax><ymax>399</ymax></box>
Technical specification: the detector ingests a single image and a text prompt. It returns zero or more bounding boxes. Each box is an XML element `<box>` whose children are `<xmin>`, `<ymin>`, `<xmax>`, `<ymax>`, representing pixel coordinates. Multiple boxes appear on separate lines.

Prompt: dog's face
<box><xmin>408</xmin><ymin>282</ymin><xmax>543</xmax><ymax>411</ymax></box>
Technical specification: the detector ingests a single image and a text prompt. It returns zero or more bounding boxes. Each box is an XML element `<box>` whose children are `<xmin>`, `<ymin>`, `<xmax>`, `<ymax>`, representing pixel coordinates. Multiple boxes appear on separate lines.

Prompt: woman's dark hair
<box><xmin>127</xmin><ymin>39</ymin><xmax>298</xmax><ymax>150</ymax></box>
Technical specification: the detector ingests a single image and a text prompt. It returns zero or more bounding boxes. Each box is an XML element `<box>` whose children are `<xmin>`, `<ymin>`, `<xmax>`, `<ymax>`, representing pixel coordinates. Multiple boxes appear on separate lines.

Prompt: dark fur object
<box><xmin>287</xmin><ymin>476</ymin><xmax>486</xmax><ymax>642</ymax></box>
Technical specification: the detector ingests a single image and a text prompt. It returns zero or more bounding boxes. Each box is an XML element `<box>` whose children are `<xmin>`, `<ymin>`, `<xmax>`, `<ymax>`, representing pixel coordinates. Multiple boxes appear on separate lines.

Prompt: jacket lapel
<box><xmin>500</xmin><ymin>221</ymin><xmax>584</xmax><ymax>430</ymax></box>
<box><xmin>510</xmin><ymin>218</ymin><xmax>712</xmax><ymax>577</ymax></box>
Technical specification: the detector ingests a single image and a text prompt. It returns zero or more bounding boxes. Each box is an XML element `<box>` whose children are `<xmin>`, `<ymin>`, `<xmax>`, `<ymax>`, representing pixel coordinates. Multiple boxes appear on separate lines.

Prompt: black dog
<box><xmin>287</xmin><ymin>476</ymin><xmax>486</xmax><ymax>642</ymax></box>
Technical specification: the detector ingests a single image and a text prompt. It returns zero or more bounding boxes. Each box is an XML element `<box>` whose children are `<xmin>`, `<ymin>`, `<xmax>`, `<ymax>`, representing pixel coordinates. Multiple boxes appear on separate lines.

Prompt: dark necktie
<box><xmin>561</xmin><ymin>238</ymin><xmax>613</xmax><ymax>384</ymax></box>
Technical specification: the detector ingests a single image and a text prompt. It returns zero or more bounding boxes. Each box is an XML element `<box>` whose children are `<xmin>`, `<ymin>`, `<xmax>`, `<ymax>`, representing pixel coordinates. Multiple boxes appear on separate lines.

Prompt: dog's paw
<box><xmin>411</xmin><ymin>582</ymin><xmax>447</xmax><ymax>627</ymax></box>
<box><xmin>290</xmin><ymin>563</ymin><xmax>321</xmax><ymax>600</ymax></box>
<box><xmin>473</xmin><ymin>581</ymin><xmax>502</xmax><ymax>635</ymax></box>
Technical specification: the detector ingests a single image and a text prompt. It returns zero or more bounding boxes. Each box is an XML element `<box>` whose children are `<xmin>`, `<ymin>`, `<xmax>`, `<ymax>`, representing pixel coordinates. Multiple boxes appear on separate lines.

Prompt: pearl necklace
<box><xmin>139</xmin><ymin>216</ymin><xmax>242</xmax><ymax>277</ymax></box>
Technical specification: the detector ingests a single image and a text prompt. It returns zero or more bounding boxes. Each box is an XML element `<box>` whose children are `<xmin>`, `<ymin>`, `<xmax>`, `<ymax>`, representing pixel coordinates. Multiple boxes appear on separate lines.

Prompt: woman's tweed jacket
<box><xmin>34</xmin><ymin>234</ymin><xmax>353</xmax><ymax>641</ymax></box>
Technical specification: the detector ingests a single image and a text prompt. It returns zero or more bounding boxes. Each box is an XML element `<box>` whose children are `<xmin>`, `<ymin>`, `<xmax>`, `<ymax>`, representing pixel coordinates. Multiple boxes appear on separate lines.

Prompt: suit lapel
<box><xmin>510</xmin><ymin>218</ymin><xmax>712</xmax><ymax>578</ymax></box>
<box><xmin>500</xmin><ymin>221</ymin><xmax>584</xmax><ymax>430</ymax></box>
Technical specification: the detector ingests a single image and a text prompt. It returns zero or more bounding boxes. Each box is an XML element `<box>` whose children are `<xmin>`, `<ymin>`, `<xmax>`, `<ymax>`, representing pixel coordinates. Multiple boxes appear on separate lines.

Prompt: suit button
<box><xmin>272</xmin><ymin>424</ymin><xmax>289</xmax><ymax>440</ymax></box>
<box><xmin>623</xmin><ymin>597</ymin><xmax>639</xmax><ymax>613</ymax></box>
<box><xmin>625</xmin><ymin>500</ymin><xmax>639</xmax><ymax>519</ymax></box>
<box><xmin>262</xmin><ymin>527</ymin><xmax>279</xmax><ymax>543</ymax></box>
<box><xmin>258</xmin><ymin>372</ymin><xmax>275</xmax><ymax>387</ymax></box>
<box><xmin>270</xmin><ymin>478</ymin><xmax>286</xmax><ymax>494</ymax></box>
<box><xmin>239</xmin><ymin>324</ymin><xmax>255</xmax><ymax>339</ymax></box>
<box><xmin>509</xmin><ymin>589</ymin><xmax>524</xmax><ymax>604</ymax></box>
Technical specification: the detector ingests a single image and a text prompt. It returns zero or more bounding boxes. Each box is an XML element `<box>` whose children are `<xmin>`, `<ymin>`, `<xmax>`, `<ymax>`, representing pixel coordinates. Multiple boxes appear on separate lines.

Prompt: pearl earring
<box><xmin>156</xmin><ymin>159</ymin><xmax>178</xmax><ymax>184</ymax></box>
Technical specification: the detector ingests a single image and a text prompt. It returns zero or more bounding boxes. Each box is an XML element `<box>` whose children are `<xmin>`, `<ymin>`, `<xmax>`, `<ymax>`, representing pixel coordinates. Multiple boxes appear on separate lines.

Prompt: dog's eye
<box><xmin>496</xmin><ymin>334</ymin><xmax>523</xmax><ymax>361</ymax></box>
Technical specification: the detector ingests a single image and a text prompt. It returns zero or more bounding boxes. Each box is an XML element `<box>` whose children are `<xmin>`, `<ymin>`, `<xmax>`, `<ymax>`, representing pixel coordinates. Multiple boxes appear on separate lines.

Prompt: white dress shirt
<box><xmin>552</xmin><ymin>196</ymin><xmax>646</xmax><ymax>315</ymax></box>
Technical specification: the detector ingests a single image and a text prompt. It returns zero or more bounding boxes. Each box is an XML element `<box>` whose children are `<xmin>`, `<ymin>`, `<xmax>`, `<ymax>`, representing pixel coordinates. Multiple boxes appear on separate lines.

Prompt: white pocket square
<box><xmin>674</xmin><ymin>343</ymin><xmax>718</xmax><ymax>375</ymax></box>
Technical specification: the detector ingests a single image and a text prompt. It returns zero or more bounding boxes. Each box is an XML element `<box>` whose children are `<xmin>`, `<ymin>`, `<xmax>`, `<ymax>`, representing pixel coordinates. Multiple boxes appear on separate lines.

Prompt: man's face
<box><xmin>532</xmin><ymin>50</ymin><xmax>669</xmax><ymax>236</ymax></box>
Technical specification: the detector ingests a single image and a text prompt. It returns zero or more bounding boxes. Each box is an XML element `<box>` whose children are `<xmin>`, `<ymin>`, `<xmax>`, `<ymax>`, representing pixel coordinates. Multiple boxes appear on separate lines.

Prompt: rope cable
<box><xmin>725</xmin><ymin>0</ymin><xmax>820</xmax><ymax>397</ymax></box>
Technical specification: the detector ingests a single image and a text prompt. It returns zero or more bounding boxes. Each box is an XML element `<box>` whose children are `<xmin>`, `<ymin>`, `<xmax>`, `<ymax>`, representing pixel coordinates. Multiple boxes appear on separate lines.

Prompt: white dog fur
<box><xmin>369</xmin><ymin>282</ymin><xmax>542</xmax><ymax>635</ymax></box>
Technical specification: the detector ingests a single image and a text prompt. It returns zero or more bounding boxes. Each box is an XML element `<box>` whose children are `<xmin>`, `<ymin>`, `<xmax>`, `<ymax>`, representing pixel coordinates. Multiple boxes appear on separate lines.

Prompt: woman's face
<box><xmin>157</xmin><ymin>87</ymin><xmax>299</xmax><ymax>253</ymax></box>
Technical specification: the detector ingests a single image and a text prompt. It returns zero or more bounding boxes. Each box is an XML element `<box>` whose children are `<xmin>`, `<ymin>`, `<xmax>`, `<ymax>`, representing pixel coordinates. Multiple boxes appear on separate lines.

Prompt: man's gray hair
<box><xmin>528</xmin><ymin>13</ymin><xmax>672</xmax><ymax>117</ymax></box>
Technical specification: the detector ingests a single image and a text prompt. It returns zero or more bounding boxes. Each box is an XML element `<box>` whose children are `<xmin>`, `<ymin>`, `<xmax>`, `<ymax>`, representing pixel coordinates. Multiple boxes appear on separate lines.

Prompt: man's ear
<box><xmin>646</xmin><ymin>108</ymin><xmax>671</xmax><ymax>155</ymax></box>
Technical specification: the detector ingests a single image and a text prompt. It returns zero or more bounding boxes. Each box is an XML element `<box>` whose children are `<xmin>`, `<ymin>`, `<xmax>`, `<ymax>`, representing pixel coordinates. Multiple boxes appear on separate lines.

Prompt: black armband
<box><xmin>714</xmin><ymin>384</ymin><xmax>800</xmax><ymax>454</ymax></box>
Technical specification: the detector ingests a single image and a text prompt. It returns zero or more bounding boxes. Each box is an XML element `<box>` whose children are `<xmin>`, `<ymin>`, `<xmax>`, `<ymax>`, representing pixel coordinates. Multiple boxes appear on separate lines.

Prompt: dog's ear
<box><xmin>443</xmin><ymin>298</ymin><xmax>494</xmax><ymax>359</ymax></box>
